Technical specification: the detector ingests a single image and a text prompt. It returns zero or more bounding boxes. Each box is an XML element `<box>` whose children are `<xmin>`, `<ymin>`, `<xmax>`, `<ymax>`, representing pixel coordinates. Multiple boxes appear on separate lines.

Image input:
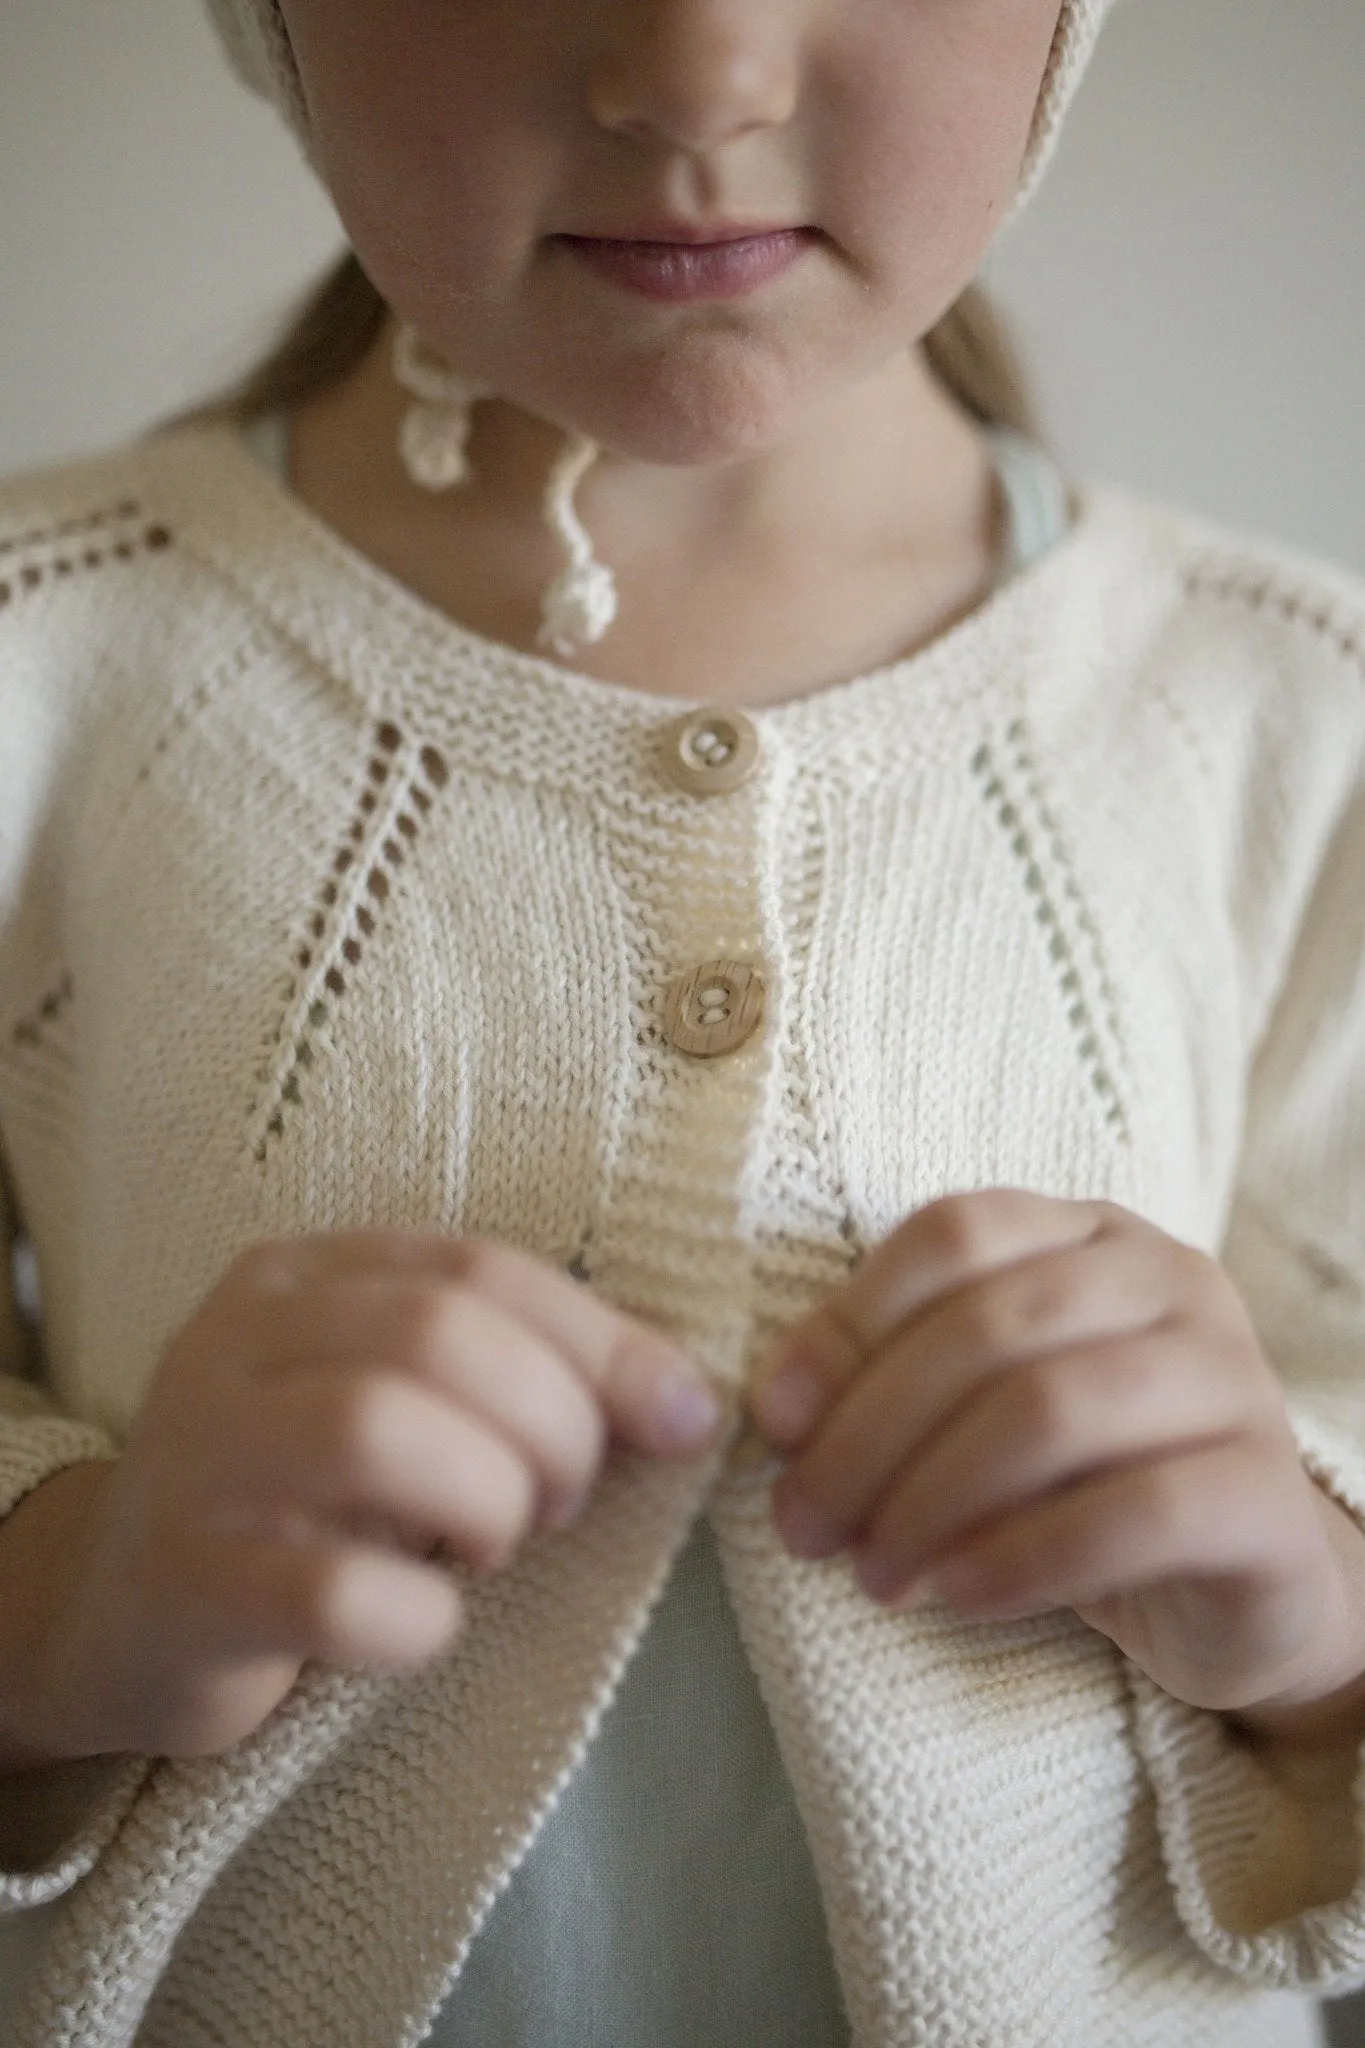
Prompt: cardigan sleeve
<box><xmin>0</xmin><ymin>1153</ymin><xmax>117</xmax><ymax>1529</ymax></box>
<box><xmin>1127</xmin><ymin>769</ymin><xmax>1365</xmax><ymax>1992</ymax></box>
<box><xmin>0</xmin><ymin>1157</ymin><xmax>148</xmax><ymax>1914</ymax></box>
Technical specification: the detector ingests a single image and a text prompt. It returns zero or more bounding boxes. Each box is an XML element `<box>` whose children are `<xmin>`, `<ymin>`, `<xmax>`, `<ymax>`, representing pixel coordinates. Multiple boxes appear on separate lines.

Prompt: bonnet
<box><xmin>204</xmin><ymin>0</ymin><xmax>1117</xmax><ymax>214</ymax></box>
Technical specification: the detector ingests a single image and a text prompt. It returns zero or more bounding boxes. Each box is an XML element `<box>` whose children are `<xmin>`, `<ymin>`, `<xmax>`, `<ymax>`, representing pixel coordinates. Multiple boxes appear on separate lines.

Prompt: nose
<box><xmin>586</xmin><ymin>0</ymin><xmax>800</xmax><ymax>152</ymax></box>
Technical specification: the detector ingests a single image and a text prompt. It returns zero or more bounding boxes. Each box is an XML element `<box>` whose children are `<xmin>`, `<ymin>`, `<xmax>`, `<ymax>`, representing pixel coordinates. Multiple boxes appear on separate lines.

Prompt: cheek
<box><xmin>815</xmin><ymin>6</ymin><xmax>1057</xmax><ymax>307</ymax></box>
<box><xmin>290</xmin><ymin>7</ymin><xmax>553</xmax><ymax>321</ymax></box>
<box><xmin>325</xmin><ymin>131</ymin><xmax>541</xmax><ymax>322</ymax></box>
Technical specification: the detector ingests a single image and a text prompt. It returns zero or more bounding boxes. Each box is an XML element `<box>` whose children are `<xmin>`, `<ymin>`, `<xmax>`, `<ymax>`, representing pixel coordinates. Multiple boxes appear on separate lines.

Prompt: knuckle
<box><xmin>962</xmin><ymin>1248</ymin><xmax>1091</xmax><ymax>1359</ymax></box>
<box><xmin>229</xmin><ymin>1237</ymin><xmax>302</xmax><ymax>1297</ymax></box>
<box><xmin>389</xmin><ymin>1280</ymin><xmax>512</xmax><ymax>1387</ymax></box>
<box><xmin>446</xmin><ymin>1236</ymin><xmax>511</xmax><ymax>1296</ymax></box>
<box><xmin>919</xmin><ymin>1192</ymin><xmax>1000</xmax><ymax>1268</ymax></box>
<box><xmin>1091</xmin><ymin>1200</ymin><xmax>1137</xmax><ymax>1238</ymax></box>
<box><xmin>390</xmin><ymin>1282</ymin><xmax>465</xmax><ymax>1374</ymax></box>
<box><xmin>1166</xmin><ymin>1239</ymin><xmax>1216</xmax><ymax>1305</ymax></box>
<box><xmin>1028</xmin><ymin>1262</ymin><xmax>1080</xmax><ymax>1330</ymax></box>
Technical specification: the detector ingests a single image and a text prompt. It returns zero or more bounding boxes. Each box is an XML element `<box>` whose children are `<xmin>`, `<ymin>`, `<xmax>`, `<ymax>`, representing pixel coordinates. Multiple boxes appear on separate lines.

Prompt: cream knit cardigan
<box><xmin>3</xmin><ymin>424</ymin><xmax>1365</xmax><ymax>2047</ymax></box>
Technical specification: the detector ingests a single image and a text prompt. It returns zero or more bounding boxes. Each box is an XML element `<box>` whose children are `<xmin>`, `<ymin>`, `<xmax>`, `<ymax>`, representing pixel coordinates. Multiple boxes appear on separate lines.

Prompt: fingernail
<box><xmin>755</xmin><ymin>1356</ymin><xmax>823</xmax><ymax>1445</ymax></box>
<box><xmin>654</xmin><ymin>1372</ymin><xmax>722</xmax><ymax>1451</ymax></box>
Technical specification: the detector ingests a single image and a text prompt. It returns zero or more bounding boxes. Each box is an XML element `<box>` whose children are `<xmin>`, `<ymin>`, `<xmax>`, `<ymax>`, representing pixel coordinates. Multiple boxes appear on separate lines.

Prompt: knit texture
<box><xmin>202</xmin><ymin>0</ymin><xmax>1116</xmax><ymax>218</ymax></box>
<box><xmin>2</xmin><ymin>423</ymin><xmax>1365</xmax><ymax>2044</ymax></box>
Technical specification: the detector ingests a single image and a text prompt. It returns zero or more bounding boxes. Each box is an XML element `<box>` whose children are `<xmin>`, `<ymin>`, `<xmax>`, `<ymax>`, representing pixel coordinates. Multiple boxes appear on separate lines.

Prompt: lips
<box><xmin>554</xmin><ymin>227</ymin><xmax>817</xmax><ymax>304</ymax></box>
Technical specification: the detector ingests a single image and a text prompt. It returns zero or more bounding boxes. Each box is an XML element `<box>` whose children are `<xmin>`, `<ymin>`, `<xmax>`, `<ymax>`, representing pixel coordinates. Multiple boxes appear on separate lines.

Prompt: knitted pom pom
<box><xmin>399</xmin><ymin>405</ymin><xmax>476</xmax><ymax>493</ymax></box>
<box><xmin>538</xmin><ymin>559</ymin><xmax>620</xmax><ymax>659</ymax></box>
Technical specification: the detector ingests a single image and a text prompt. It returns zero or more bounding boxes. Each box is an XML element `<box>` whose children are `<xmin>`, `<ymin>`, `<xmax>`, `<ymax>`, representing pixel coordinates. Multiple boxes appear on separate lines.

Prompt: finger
<box><xmin>917</xmin><ymin>1437</ymin><xmax>1294</xmax><ymax>1623</ymax></box>
<box><xmin>771</xmin><ymin>1228</ymin><xmax>1205</xmax><ymax>1560</ymax></box>
<box><xmin>752</xmin><ymin>1190</ymin><xmax>1108</xmax><ymax>1448</ymax></box>
<box><xmin>229</xmin><ymin>1369</ymin><xmax>542</xmax><ymax>1573</ymax></box>
<box><xmin>430</xmin><ymin>1246</ymin><xmax>722</xmax><ymax>1459</ymax></box>
<box><xmin>238</xmin><ymin>1279</ymin><xmax>606</xmax><ymax>1525</ymax></box>
<box><xmin>226</xmin><ymin>1235</ymin><xmax>720</xmax><ymax>1457</ymax></box>
<box><xmin>196</xmin><ymin>1529</ymin><xmax>465</xmax><ymax>1669</ymax></box>
<box><xmin>851</xmin><ymin>1324</ymin><xmax>1255</xmax><ymax>1601</ymax></box>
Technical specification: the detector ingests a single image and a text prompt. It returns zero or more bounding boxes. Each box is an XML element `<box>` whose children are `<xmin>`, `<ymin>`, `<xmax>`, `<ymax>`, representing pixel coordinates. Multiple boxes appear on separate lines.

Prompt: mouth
<box><xmin>551</xmin><ymin>225</ymin><xmax>819</xmax><ymax>304</ymax></box>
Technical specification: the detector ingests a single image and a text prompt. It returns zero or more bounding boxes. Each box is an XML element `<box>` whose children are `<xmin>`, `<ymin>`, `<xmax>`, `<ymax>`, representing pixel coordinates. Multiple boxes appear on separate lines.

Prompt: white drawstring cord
<box><xmin>537</xmin><ymin>435</ymin><xmax>619</xmax><ymax>658</ymax></box>
<box><xmin>392</xmin><ymin>324</ymin><xmax>490</xmax><ymax>492</ymax></box>
<box><xmin>393</xmin><ymin>323</ymin><xmax>618</xmax><ymax>659</ymax></box>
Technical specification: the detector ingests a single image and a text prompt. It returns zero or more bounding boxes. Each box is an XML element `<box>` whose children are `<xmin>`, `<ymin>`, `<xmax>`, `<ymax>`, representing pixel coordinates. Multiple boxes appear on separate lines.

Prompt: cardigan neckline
<box><xmin>136</xmin><ymin>421</ymin><xmax>1156</xmax><ymax>799</ymax></box>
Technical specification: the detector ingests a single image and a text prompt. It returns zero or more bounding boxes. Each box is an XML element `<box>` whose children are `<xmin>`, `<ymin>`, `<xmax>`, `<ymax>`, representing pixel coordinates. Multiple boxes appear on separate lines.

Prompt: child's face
<box><xmin>280</xmin><ymin>0</ymin><xmax>1063</xmax><ymax>464</ymax></box>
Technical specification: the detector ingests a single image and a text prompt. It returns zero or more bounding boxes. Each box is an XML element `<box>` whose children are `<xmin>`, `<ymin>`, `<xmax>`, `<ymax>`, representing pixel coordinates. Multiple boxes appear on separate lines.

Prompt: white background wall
<box><xmin>1</xmin><ymin>0</ymin><xmax>1362</xmax><ymax>574</ymax></box>
<box><xmin>1</xmin><ymin>4</ymin><xmax>1364</xmax><ymax>2039</ymax></box>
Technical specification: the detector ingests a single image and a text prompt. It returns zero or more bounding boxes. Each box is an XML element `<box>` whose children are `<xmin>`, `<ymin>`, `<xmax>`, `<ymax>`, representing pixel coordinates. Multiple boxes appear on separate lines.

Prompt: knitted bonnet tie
<box><xmin>203</xmin><ymin>0</ymin><xmax>1117</xmax><ymax>654</ymax></box>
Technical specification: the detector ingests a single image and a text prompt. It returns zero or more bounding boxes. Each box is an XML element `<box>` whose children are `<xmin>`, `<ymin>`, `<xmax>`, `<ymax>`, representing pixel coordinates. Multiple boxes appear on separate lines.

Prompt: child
<box><xmin>1</xmin><ymin>0</ymin><xmax>1364</xmax><ymax>2041</ymax></box>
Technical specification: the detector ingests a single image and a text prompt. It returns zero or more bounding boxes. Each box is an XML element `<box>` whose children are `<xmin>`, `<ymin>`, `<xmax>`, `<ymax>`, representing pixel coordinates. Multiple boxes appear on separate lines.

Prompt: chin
<box><xmin>534</xmin><ymin>334</ymin><xmax>823</xmax><ymax>469</ymax></box>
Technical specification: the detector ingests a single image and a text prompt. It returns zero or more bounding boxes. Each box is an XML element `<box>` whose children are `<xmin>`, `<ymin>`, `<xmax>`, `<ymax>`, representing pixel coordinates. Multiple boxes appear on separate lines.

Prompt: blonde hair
<box><xmin>205</xmin><ymin>249</ymin><xmax>1039</xmax><ymax>442</ymax></box>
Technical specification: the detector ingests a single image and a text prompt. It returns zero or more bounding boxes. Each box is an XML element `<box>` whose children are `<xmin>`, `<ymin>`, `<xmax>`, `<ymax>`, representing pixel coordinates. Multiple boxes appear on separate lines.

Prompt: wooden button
<box><xmin>663</xmin><ymin>959</ymin><xmax>765</xmax><ymax>1058</ymax></box>
<box><xmin>660</xmin><ymin>707</ymin><xmax>759</xmax><ymax>796</ymax></box>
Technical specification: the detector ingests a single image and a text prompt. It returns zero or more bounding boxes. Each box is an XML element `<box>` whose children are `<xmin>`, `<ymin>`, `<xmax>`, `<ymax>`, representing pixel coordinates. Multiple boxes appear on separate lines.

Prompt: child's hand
<box><xmin>6</xmin><ymin>1233</ymin><xmax>719</xmax><ymax>1763</ymax></box>
<box><xmin>751</xmin><ymin>1191</ymin><xmax>1365</xmax><ymax>1732</ymax></box>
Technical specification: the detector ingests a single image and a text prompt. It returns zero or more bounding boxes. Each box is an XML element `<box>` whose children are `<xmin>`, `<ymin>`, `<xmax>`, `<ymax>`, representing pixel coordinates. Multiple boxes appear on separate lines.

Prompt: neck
<box><xmin>306</xmin><ymin>321</ymin><xmax>986</xmax><ymax>554</ymax></box>
<box><xmin>287</xmin><ymin>321</ymin><xmax>1003</xmax><ymax>706</ymax></box>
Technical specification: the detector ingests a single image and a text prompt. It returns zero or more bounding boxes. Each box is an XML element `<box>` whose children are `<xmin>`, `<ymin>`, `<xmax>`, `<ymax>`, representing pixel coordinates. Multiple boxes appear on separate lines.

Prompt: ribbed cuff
<box><xmin>0</xmin><ymin>1756</ymin><xmax>151</xmax><ymax>1914</ymax></box>
<box><xmin>1127</xmin><ymin>1400</ymin><xmax>1365</xmax><ymax>1993</ymax></box>
<box><xmin>0</xmin><ymin>1412</ymin><xmax>141</xmax><ymax>1909</ymax></box>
